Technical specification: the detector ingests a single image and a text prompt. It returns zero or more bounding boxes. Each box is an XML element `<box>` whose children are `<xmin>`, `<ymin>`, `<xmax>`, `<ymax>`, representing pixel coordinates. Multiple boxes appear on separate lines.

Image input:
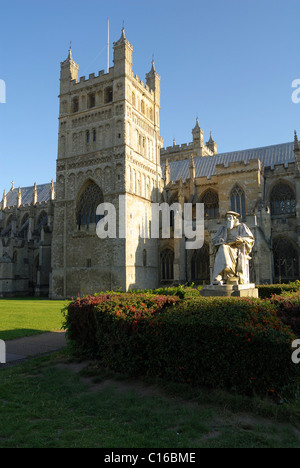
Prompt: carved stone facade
<box><xmin>0</xmin><ymin>29</ymin><xmax>299</xmax><ymax>298</ymax></box>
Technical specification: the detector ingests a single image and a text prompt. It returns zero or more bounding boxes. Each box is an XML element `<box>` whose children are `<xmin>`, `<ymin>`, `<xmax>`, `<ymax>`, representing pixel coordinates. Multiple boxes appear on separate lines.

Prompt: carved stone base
<box><xmin>201</xmin><ymin>283</ymin><xmax>259</xmax><ymax>298</ymax></box>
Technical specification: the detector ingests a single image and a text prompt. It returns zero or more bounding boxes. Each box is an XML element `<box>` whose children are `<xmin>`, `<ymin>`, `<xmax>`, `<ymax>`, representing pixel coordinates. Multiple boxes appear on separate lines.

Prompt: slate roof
<box><xmin>162</xmin><ymin>141</ymin><xmax>295</xmax><ymax>182</ymax></box>
<box><xmin>2</xmin><ymin>182</ymin><xmax>56</xmax><ymax>209</ymax></box>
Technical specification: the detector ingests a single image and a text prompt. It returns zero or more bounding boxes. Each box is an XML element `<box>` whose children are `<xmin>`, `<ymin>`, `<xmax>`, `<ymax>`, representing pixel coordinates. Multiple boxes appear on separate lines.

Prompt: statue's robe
<box><xmin>212</xmin><ymin>223</ymin><xmax>255</xmax><ymax>284</ymax></box>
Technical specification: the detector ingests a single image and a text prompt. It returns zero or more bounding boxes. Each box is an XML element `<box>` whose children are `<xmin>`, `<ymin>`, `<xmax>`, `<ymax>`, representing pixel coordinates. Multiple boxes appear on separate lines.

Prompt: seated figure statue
<box><xmin>211</xmin><ymin>211</ymin><xmax>255</xmax><ymax>285</ymax></box>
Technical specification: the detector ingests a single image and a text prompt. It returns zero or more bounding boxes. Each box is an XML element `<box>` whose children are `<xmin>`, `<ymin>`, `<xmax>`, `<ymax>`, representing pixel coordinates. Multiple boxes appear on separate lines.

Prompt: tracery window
<box><xmin>76</xmin><ymin>182</ymin><xmax>104</xmax><ymax>230</ymax></box>
<box><xmin>200</xmin><ymin>190</ymin><xmax>219</xmax><ymax>219</ymax></box>
<box><xmin>273</xmin><ymin>237</ymin><xmax>299</xmax><ymax>282</ymax></box>
<box><xmin>160</xmin><ymin>249</ymin><xmax>174</xmax><ymax>281</ymax></box>
<box><xmin>191</xmin><ymin>243</ymin><xmax>210</xmax><ymax>283</ymax></box>
<box><xmin>231</xmin><ymin>185</ymin><xmax>246</xmax><ymax>219</ymax></box>
<box><xmin>270</xmin><ymin>182</ymin><xmax>296</xmax><ymax>216</ymax></box>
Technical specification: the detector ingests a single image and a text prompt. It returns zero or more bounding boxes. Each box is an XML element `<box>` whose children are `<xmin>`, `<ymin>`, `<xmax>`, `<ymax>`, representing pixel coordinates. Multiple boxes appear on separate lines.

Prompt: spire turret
<box><xmin>50</xmin><ymin>180</ymin><xmax>55</xmax><ymax>201</ymax></box>
<box><xmin>17</xmin><ymin>186</ymin><xmax>22</xmax><ymax>208</ymax></box>
<box><xmin>294</xmin><ymin>130</ymin><xmax>300</xmax><ymax>153</ymax></box>
<box><xmin>206</xmin><ymin>131</ymin><xmax>218</xmax><ymax>154</ymax></box>
<box><xmin>2</xmin><ymin>189</ymin><xmax>7</xmax><ymax>210</ymax></box>
<box><xmin>113</xmin><ymin>27</ymin><xmax>133</xmax><ymax>76</ymax></box>
<box><xmin>32</xmin><ymin>183</ymin><xmax>38</xmax><ymax>206</ymax></box>
<box><xmin>192</xmin><ymin>118</ymin><xmax>204</xmax><ymax>149</ymax></box>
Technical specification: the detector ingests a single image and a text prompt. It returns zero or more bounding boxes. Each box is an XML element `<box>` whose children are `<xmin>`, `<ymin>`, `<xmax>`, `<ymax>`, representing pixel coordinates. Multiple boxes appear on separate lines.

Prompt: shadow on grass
<box><xmin>1</xmin><ymin>329</ymin><xmax>51</xmax><ymax>341</ymax></box>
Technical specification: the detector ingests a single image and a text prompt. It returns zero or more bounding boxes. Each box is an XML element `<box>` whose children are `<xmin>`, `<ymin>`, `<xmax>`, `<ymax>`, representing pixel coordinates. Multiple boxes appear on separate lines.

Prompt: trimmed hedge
<box><xmin>63</xmin><ymin>294</ymin><xmax>300</xmax><ymax>400</ymax></box>
<box><xmin>269</xmin><ymin>292</ymin><xmax>300</xmax><ymax>337</ymax></box>
<box><xmin>257</xmin><ymin>281</ymin><xmax>300</xmax><ymax>299</ymax></box>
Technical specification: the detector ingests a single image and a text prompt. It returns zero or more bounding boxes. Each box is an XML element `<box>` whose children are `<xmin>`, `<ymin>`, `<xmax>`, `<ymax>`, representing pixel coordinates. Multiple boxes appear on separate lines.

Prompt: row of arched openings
<box><xmin>200</xmin><ymin>181</ymin><xmax>296</xmax><ymax>220</ymax></box>
<box><xmin>75</xmin><ymin>179</ymin><xmax>297</xmax><ymax>231</ymax></box>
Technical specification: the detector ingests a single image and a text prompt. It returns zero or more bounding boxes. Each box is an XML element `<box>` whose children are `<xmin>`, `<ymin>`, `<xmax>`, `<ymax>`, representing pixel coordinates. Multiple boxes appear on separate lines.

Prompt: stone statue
<box><xmin>211</xmin><ymin>211</ymin><xmax>255</xmax><ymax>285</ymax></box>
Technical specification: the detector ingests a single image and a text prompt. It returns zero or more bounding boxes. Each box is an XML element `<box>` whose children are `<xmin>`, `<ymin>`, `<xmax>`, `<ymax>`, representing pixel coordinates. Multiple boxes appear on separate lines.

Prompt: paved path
<box><xmin>2</xmin><ymin>331</ymin><xmax>67</xmax><ymax>365</ymax></box>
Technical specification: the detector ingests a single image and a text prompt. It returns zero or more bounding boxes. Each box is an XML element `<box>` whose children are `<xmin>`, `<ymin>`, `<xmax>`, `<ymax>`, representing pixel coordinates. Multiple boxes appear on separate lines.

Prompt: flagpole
<box><xmin>107</xmin><ymin>18</ymin><xmax>109</xmax><ymax>73</ymax></box>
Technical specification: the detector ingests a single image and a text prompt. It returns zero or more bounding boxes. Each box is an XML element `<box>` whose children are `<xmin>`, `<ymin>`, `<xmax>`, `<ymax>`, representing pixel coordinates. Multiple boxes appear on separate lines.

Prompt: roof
<box><xmin>1</xmin><ymin>141</ymin><xmax>296</xmax><ymax>208</ymax></box>
<box><xmin>162</xmin><ymin>141</ymin><xmax>295</xmax><ymax>182</ymax></box>
<box><xmin>2</xmin><ymin>182</ymin><xmax>56</xmax><ymax>209</ymax></box>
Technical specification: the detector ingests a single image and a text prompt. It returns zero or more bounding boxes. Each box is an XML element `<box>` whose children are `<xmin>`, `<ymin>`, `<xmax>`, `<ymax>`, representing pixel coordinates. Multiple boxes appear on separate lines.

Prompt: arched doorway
<box><xmin>273</xmin><ymin>237</ymin><xmax>299</xmax><ymax>283</ymax></box>
<box><xmin>191</xmin><ymin>243</ymin><xmax>210</xmax><ymax>284</ymax></box>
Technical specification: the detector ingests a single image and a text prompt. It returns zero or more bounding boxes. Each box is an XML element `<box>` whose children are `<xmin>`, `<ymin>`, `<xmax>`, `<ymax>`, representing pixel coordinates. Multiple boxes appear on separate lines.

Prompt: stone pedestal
<box><xmin>201</xmin><ymin>283</ymin><xmax>259</xmax><ymax>298</ymax></box>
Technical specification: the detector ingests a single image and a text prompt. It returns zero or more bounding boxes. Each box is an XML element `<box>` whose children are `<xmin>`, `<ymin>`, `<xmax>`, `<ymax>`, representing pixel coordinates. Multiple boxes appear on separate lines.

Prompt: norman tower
<box><xmin>50</xmin><ymin>29</ymin><xmax>163</xmax><ymax>298</ymax></box>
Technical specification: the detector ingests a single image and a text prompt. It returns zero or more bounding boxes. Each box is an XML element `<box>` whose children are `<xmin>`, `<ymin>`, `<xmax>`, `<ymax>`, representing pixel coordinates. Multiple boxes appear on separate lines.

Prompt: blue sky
<box><xmin>0</xmin><ymin>0</ymin><xmax>299</xmax><ymax>195</ymax></box>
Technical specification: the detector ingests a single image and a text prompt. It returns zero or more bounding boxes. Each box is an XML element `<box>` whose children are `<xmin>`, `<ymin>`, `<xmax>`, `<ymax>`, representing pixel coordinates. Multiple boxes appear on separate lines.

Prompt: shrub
<box><xmin>63</xmin><ymin>294</ymin><xmax>299</xmax><ymax>400</ymax></box>
<box><xmin>127</xmin><ymin>284</ymin><xmax>201</xmax><ymax>299</ymax></box>
<box><xmin>257</xmin><ymin>281</ymin><xmax>300</xmax><ymax>299</ymax></box>
<box><xmin>269</xmin><ymin>291</ymin><xmax>300</xmax><ymax>337</ymax></box>
<box><xmin>63</xmin><ymin>293</ymin><xmax>180</xmax><ymax>357</ymax></box>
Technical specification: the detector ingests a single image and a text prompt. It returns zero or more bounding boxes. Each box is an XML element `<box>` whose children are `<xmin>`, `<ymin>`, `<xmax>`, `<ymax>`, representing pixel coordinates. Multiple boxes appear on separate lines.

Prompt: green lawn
<box><xmin>0</xmin><ymin>352</ymin><xmax>300</xmax><ymax>448</ymax></box>
<box><xmin>1</xmin><ymin>297</ymin><xmax>300</xmax><ymax>448</ymax></box>
<box><xmin>0</xmin><ymin>298</ymin><xmax>69</xmax><ymax>340</ymax></box>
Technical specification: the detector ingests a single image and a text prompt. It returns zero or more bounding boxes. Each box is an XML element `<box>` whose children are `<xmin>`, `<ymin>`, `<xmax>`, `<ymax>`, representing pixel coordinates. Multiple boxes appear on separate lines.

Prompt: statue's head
<box><xmin>225</xmin><ymin>211</ymin><xmax>240</xmax><ymax>229</ymax></box>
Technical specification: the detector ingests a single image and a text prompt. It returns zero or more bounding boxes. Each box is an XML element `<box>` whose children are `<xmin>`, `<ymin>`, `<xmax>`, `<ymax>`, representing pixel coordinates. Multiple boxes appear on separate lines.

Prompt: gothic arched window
<box><xmin>191</xmin><ymin>243</ymin><xmax>210</xmax><ymax>283</ymax></box>
<box><xmin>273</xmin><ymin>237</ymin><xmax>299</xmax><ymax>282</ymax></box>
<box><xmin>76</xmin><ymin>182</ymin><xmax>104</xmax><ymax>230</ymax></box>
<box><xmin>200</xmin><ymin>190</ymin><xmax>219</xmax><ymax>219</ymax></box>
<box><xmin>270</xmin><ymin>182</ymin><xmax>296</xmax><ymax>216</ymax></box>
<box><xmin>160</xmin><ymin>249</ymin><xmax>174</xmax><ymax>281</ymax></box>
<box><xmin>231</xmin><ymin>185</ymin><xmax>246</xmax><ymax>219</ymax></box>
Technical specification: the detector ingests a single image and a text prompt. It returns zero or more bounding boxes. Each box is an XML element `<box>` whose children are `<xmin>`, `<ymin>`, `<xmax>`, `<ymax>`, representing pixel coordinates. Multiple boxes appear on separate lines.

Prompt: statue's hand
<box><xmin>235</xmin><ymin>236</ymin><xmax>244</xmax><ymax>246</ymax></box>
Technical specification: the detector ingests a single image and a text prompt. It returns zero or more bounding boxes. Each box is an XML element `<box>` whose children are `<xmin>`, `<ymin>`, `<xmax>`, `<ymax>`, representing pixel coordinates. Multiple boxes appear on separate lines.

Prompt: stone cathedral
<box><xmin>1</xmin><ymin>29</ymin><xmax>300</xmax><ymax>299</ymax></box>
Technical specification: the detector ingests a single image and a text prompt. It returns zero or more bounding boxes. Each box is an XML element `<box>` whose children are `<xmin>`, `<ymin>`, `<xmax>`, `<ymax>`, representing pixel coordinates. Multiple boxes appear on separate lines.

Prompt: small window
<box><xmin>88</xmin><ymin>93</ymin><xmax>95</xmax><ymax>109</ymax></box>
<box><xmin>72</xmin><ymin>98</ymin><xmax>79</xmax><ymax>113</ymax></box>
<box><xmin>104</xmin><ymin>87</ymin><xmax>113</xmax><ymax>104</ymax></box>
<box><xmin>93</xmin><ymin>129</ymin><xmax>97</xmax><ymax>142</ymax></box>
<box><xmin>231</xmin><ymin>185</ymin><xmax>246</xmax><ymax>219</ymax></box>
<box><xmin>87</xmin><ymin>259</ymin><xmax>92</xmax><ymax>268</ymax></box>
<box><xmin>86</xmin><ymin>131</ymin><xmax>90</xmax><ymax>144</ymax></box>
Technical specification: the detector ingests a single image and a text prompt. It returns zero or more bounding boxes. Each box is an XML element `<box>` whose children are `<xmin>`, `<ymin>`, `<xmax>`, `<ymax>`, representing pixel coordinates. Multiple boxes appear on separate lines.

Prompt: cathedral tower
<box><xmin>50</xmin><ymin>29</ymin><xmax>163</xmax><ymax>298</ymax></box>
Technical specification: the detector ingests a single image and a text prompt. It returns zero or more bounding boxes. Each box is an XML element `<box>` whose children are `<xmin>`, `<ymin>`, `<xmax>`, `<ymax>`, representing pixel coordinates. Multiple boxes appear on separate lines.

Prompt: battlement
<box><xmin>133</xmin><ymin>74</ymin><xmax>154</xmax><ymax>96</ymax></box>
<box><xmin>161</xmin><ymin>142</ymin><xmax>194</xmax><ymax>154</ymax></box>
<box><xmin>64</xmin><ymin>66</ymin><xmax>155</xmax><ymax>101</ymax></box>
<box><xmin>216</xmin><ymin>158</ymin><xmax>262</xmax><ymax>173</ymax></box>
<box><xmin>264</xmin><ymin>160</ymin><xmax>296</xmax><ymax>174</ymax></box>
<box><xmin>70</xmin><ymin>66</ymin><xmax>115</xmax><ymax>90</ymax></box>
